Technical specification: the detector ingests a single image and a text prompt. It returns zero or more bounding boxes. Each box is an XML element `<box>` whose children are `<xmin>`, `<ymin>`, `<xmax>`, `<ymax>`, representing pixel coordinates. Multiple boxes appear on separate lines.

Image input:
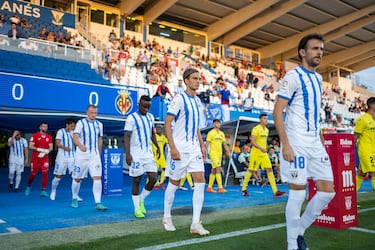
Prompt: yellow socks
<box><xmin>242</xmin><ymin>171</ymin><xmax>252</xmax><ymax>191</ymax></box>
<box><xmin>356</xmin><ymin>175</ymin><xmax>364</xmax><ymax>191</ymax></box>
<box><xmin>216</xmin><ymin>173</ymin><xmax>223</xmax><ymax>188</ymax></box>
<box><xmin>267</xmin><ymin>171</ymin><xmax>277</xmax><ymax>194</ymax></box>
<box><xmin>208</xmin><ymin>174</ymin><xmax>215</xmax><ymax>188</ymax></box>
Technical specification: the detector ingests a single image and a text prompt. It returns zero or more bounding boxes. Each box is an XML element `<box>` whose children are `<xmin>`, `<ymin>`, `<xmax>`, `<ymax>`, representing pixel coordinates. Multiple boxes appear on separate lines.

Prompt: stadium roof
<box><xmin>113</xmin><ymin>0</ymin><xmax>375</xmax><ymax>73</ymax></box>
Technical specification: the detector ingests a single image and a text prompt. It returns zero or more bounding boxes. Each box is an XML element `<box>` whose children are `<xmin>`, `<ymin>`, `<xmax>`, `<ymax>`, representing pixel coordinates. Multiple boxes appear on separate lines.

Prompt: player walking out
<box><xmin>273</xmin><ymin>34</ymin><xmax>336</xmax><ymax>250</ymax></box>
<box><xmin>50</xmin><ymin>118</ymin><xmax>79</xmax><ymax>201</ymax></box>
<box><xmin>206</xmin><ymin>119</ymin><xmax>231</xmax><ymax>193</ymax></box>
<box><xmin>8</xmin><ymin>130</ymin><xmax>28</xmax><ymax>192</ymax></box>
<box><xmin>124</xmin><ymin>95</ymin><xmax>160</xmax><ymax>218</ymax></box>
<box><xmin>25</xmin><ymin>122</ymin><xmax>53</xmax><ymax>197</ymax></box>
<box><xmin>163</xmin><ymin>68</ymin><xmax>210</xmax><ymax>235</ymax></box>
<box><xmin>72</xmin><ymin>105</ymin><xmax>107</xmax><ymax>211</ymax></box>
<box><xmin>355</xmin><ymin>97</ymin><xmax>375</xmax><ymax>191</ymax></box>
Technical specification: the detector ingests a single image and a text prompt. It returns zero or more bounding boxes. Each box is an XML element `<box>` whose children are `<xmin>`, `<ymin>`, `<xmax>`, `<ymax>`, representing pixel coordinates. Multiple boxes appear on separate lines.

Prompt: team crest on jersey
<box><xmin>291</xmin><ymin>170</ymin><xmax>298</xmax><ymax>179</ymax></box>
<box><xmin>115</xmin><ymin>89</ymin><xmax>133</xmax><ymax>115</ymax></box>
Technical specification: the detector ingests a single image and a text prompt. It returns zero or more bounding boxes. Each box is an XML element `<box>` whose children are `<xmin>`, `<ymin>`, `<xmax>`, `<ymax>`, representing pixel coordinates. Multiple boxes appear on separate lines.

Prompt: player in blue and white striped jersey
<box><xmin>163</xmin><ymin>68</ymin><xmax>209</xmax><ymax>235</ymax></box>
<box><xmin>124</xmin><ymin>95</ymin><xmax>160</xmax><ymax>218</ymax></box>
<box><xmin>50</xmin><ymin>118</ymin><xmax>76</xmax><ymax>201</ymax></box>
<box><xmin>8</xmin><ymin>130</ymin><xmax>28</xmax><ymax>192</ymax></box>
<box><xmin>274</xmin><ymin>34</ymin><xmax>335</xmax><ymax>250</ymax></box>
<box><xmin>72</xmin><ymin>104</ymin><xmax>107</xmax><ymax>211</ymax></box>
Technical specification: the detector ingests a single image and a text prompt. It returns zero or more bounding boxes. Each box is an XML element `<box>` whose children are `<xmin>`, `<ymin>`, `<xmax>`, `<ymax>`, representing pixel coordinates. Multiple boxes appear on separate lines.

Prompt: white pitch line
<box><xmin>357</xmin><ymin>207</ymin><xmax>375</xmax><ymax>214</ymax></box>
<box><xmin>349</xmin><ymin>227</ymin><xmax>375</xmax><ymax>234</ymax></box>
<box><xmin>135</xmin><ymin>223</ymin><xmax>286</xmax><ymax>250</ymax></box>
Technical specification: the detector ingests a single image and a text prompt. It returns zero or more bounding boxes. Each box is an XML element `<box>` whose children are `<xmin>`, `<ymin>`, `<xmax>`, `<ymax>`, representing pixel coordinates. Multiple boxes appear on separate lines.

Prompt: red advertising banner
<box><xmin>308</xmin><ymin>133</ymin><xmax>358</xmax><ymax>229</ymax></box>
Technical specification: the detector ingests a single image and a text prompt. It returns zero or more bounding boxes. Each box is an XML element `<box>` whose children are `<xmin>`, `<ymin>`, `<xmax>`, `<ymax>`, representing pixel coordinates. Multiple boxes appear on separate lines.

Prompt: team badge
<box><xmin>345</xmin><ymin>196</ymin><xmax>352</xmax><ymax>210</ymax></box>
<box><xmin>51</xmin><ymin>10</ymin><xmax>64</xmax><ymax>26</ymax></box>
<box><xmin>110</xmin><ymin>153</ymin><xmax>121</xmax><ymax>165</ymax></box>
<box><xmin>115</xmin><ymin>89</ymin><xmax>133</xmax><ymax>115</ymax></box>
<box><xmin>291</xmin><ymin>170</ymin><xmax>298</xmax><ymax>179</ymax></box>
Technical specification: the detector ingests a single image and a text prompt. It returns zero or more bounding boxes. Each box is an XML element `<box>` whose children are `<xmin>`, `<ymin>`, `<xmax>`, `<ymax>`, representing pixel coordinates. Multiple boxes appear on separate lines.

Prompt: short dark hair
<box><xmin>213</xmin><ymin>119</ymin><xmax>221</xmax><ymax>123</ymax></box>
<box><xmin>259</xmin><ymin>113</ymin><xmax>267</xmax><ymax>119</ymax></box>
<box><xmin>367</xmin><ymin>97</ymin><xmax>375</xmax><ymax>108</ymax></box>
<box><xmin>140</xmin><ymin>95</ymin><xmax>151</xmax><ymax>102</ymax></box>
<box><xmin>297</xmin><ymin>34</ymin><xmax>324</xmax><ymax>61</ymax></box>
<box><xmin>66</xmin><ymin>118</ymin><xmax>76</xmax><ymax>125</ymax></box>
<box><xmin>183</xmin><ymin>68</ymin><xmax>199</xmax><ymax>81</ymax></box>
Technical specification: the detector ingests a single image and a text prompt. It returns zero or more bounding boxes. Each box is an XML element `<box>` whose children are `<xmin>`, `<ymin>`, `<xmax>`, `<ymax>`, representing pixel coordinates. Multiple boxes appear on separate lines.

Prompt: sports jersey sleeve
<box><xmin>98</xmin><ymin>121</ymin><xmax>103</xmax><ymax>137</ymax></box>
<box><xmin>277</xmin><ymin>71</ymin><xmax>299</xmax><ymax>101</ymax></box>
<box><xmin>167</xmin><ymin>95</ymin><xmax>182</xmax><ymax>117</ymax></box>
<box><xmin>251</xmin><ymin>126</ymin><xmax>260</xmax><ymax>137</ymax></box>
<box><xmin>354</xmin><ymin>116</ymin><xmax>365</xmax><ymax>135</ymax></box>
<box><xmin>206</xmin><ymin>130</ymin><xmax>213</xmax><ymax>143</ymax></box>
<box><xmin>55</xmin><ymin>129</ymin><xmax>63</xmax><ymax>140</ymax></box>
<box><xmin>124</xmin><ymin>115</ymin><xmax>135</xmax><ymax>132</ymax></box>
<box><xmin>73</xmin><ymin>120</ymin><xmax>83</xmax><ymax>135</ymax></box>
<box><xmin>22</xmin><ymin>138</ymin><xmax>28</xmax><ymax>148</ymax></box>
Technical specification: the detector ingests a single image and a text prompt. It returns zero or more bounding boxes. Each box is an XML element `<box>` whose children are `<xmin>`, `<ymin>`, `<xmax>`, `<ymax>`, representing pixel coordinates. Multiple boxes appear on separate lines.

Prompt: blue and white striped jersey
<box><xmin>8</xmin><ymin>137</ymin><xmax>27</xmax><ymax>162</ymax></box>
<box><xmin>167</xmin><ymin>91</ymin><xmax>202</xmax><ymax>152</ymax></box>
<box><xmin>277</xmin><ymin>66</ymin><xmax>323</xmax><ymax>146</ymax></box>
<box><xmin>56</xmin><ymin>128</ymin><xmax>75</xmax><ymax>160</ymax></box>
<box><xmin>124</xmin><ymin>111</ymin><xmax>155</xmax><ymax>156</ymax></box>
<box><xmin>74</xmin><ymin>118</ymin><xmax>103</xmax><ymax>156</ymax></box>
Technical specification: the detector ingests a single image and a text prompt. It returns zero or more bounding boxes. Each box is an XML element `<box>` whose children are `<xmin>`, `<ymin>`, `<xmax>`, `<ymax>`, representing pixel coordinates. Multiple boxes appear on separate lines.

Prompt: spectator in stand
<box><xmin>8</xmin><ymin>23</ymin><xmax>20</xmax><ymax>40</ymax></box>
<box><xmin>0</xmin><ymin>36</ymin><xmax>10</xmax><ymax>47</ymax></box>
<box><xmin>233</xmin><ymin>140</ymin><xmax>241</xmax><ymax>154</ymax></box>
<box><xmin>237</xmin><ymin>78</ymin><xmax>245</xmax><ymax>94</ymax></box>
<box><xmin>333</xmin><ymin>114</ymin><xmax>348</xmax><ymax>128</ymax></box>
<box><xmin>18</xmin><ymin>39</ymin><xmax>38</xmax><ymax>50</ymax></box>
<box><xmin>155</xmin><ymin>80</ymin><xmax>173</xmax><ymax>98</ymax></box>
<box><xmin>200</xmin><ymin>72</ymin><xmax>208</xmax><ymax>85</ymax></box>
<box><xmin>38</xmin><ymin>27</ymin><xmax>49</xmax><ymax>40</ymax></box>
<box><xmin>246</xmin><ymin>72</ymin><xmax>254</xmax><ymax>87</ymax></box>
<box><xmin>55</xmin><ymin>31</ymin><xmax>65</xmax><ymax>43</ymax></box>
<box><xmin>174</xmin><ymin>79</ymin><xmax>186</xmax><ymax>96</ymax></box>
<box><xmin>198</xmin><ymin>90</ymin><xmax>210</xmax><ymax>112</ymax></box>
<box><xmin>243</xmin><ymin>92</ymin><xmax>254</xmax><ymax>112</ymax></box>
<box><xmin>173</xmin><ymin>47</ymin><xmax>180</xmax><ymax>58</ymax></box>
<box><xmin>109</xmin><ymin>29</ymin><xmax>117</xmax><ymax>41</ymax></box>
<box><xmin>0</xmin><ymin>14</ymin><xmax>6</xmax><ymax>24</ymax></box>
<box><xmin>233</xmin><ymin>95</ymin><xmax>244</xmax><ymax>111</ymax></box>
<box><xmin>140</xmin><ymin>50</ymin><xmax>149</xmax><ymax>73</ymax></box>
<box><xmin>219</xmin><ymin>83</ymin><xmax>231</xmax><ymax>105</ymax></box>
<box><xmin>253</xmin><ymin>77</ymin><xmax>259</xmax><ymax>88</ymax></box>
<box><xmin>167</xmin><ymin>46</ymin><xmax>173</xmax><ymax>56</ymax></box>
<box><xmin>9</xmin><ymin>14</ymin><xmax>20</xmax><ymax>25</ymax></box>
<box><xmin>324</xmin><ymin>102</ymin><xmax>332</xmax><ymax>123</ymax></box>
<box><xmin>237</xmin><ymin>144</ymin><xmax>250</xmax><ymax>172</ymax></box>
<box><xmin>268</xmin><ymin>146</ymin><xmax>281</xmax><ymax>184</ymax></box>
<box><xmin>118</xmin><ymin>48</ymin><xmax>128</xmax><ymax>78</ymax></box>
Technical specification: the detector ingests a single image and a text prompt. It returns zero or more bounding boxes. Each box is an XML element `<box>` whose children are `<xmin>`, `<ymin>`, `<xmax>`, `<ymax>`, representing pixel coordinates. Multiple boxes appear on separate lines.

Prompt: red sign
<box><xmin>308</xmin><ymin>133</ymin><xmax>358</xmax><ymax>229</ymax></box>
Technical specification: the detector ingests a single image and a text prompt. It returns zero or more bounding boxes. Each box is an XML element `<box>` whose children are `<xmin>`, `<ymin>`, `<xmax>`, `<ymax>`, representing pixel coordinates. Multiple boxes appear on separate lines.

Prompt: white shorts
<box><xmin>54</xmin><ymin>158</ymin><xmax>75</xmax><ymax>175</ymax></box>
<box><xmin>166</xmin><ymin>147</ymin><xmax>205</xmax><ymax>181</ymax></box>
<box><xmin>280</xmin><ymin>145</ymin><xmax>333</xmax><ymax>185</ymax></box>
<box><xmin>129</xmin><ymin>155</ymin><xmax>157</xmax><ymax>177</ymax></box>
<box><xmin>9</xmin><ymin>160</ymin><xmax>25</xmax><ymax>173</ymax></box>
<box><xmin>72</xmin><ymin>156</ymin><xmax>102</xmax><ymax>179</ymax></box>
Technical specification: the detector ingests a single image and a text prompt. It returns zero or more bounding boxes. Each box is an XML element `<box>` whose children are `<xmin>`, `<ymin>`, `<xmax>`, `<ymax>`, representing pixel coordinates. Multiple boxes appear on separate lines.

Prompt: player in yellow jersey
<box><xmin>355</xmin><ymin>97</ymin><xmax>375</xmax><ymax>191</ymax></box>
<box><xmin>241</xmin><ymin>114</ymin><xmax>286</xmax><ymax>197</ymax></box>
<box><xmin>205</xmin><ymin>119</ymin><xmax>231</xmax><ymax>193</ymax></box>
<box><xmin>152</xmin><ymin>125</ymin><xmax>168</xmax><ymax>190</ymax></box>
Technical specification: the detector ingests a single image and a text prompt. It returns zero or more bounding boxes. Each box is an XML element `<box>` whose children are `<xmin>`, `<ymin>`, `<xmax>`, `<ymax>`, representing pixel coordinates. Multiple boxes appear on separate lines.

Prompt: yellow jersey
<box><xmin>250</xmin><ymin>124</ymin><xmax>269</xmax><ymax>156</ymax></box>
<box><xmin>206</xmin><ymin>129</ymin><xmax>225</xmax><ymax>157</ymax></box>
<box><xmin>354</xmin><ymin>112</ymin><xmax>375</xmax><ymax>155</ymax></box>
<box><xmin>152</xmin><ymin>133</ymin><xmax>168</xmax><ymax>161</ymax></box>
